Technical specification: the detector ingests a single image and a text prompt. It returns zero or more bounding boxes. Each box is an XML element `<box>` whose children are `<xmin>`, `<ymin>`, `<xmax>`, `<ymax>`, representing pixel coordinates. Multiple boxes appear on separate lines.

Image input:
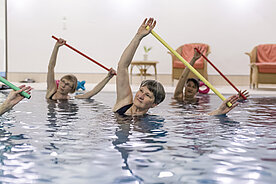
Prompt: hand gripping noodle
<box><xmin>195</xmin><ymin>48</ymin><xmax>247</xmax><ymax>100</ymax></box>
<box><xmin>52</xmin><ymin>36</ymin><xmax>114</xmax><ymax>74</ymax></box>
<box><xmin>0</xmin><ymin>77</ymin><xmax>31</xmax><ymax>99</ymax></box>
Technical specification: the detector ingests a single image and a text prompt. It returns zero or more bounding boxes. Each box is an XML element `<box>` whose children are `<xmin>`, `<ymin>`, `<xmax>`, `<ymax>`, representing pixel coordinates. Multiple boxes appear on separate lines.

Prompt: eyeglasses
<box><xmin>60</xmin><ymin>79</ymin><xmax>73</xmax><ymax>88</ymax></box>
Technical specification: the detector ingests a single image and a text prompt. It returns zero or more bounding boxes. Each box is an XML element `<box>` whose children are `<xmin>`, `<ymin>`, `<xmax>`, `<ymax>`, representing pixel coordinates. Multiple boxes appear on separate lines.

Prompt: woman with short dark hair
<box><xmin>113</xmin><ymin>18</ymin><xmax>165</xmax><ymax>116</ymax></box>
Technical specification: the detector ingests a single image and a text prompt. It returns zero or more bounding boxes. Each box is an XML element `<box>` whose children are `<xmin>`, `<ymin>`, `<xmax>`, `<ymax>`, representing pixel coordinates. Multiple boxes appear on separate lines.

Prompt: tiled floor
<box><xmin>12</xmin><ymin>82</ymin><xmax>276</xmax><ymax>96</ymax></box>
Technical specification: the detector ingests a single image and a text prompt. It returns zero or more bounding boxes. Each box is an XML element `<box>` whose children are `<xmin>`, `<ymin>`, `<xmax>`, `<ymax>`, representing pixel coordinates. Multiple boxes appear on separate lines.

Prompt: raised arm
<box><xmin>113</xmin><ymin>18</ymin><xmax>156</xmax><ymax>111</ymax></box>
<box><xmin>174</xmin><ymin>48</ymin><xmax>202</xmax><ymax>100</ymax></box>
<box><xmin>0</xmin><ymin>85</ymin><xmax>32</xmax><ymax>115</ymax></box>
<box><xmin>46</xmin><ymin>38</ymin><xmax>66</xmax><ymax>98</ymax></box>
<box><xmin>75</xmin><ymin>68</ymin><xmax>116</xmax><ymax>99</ymax></box>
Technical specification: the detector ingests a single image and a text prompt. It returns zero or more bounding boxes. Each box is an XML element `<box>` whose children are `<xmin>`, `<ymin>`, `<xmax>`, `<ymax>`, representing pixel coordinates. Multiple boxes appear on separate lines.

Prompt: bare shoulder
<box><xmin>113</xmin><ymin>96</ymin><xmax>133</xmax><ymax>112</ymax></box>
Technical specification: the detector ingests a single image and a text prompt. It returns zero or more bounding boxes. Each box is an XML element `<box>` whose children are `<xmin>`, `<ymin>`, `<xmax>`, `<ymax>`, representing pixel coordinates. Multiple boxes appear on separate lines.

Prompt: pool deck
<box><xmin>11</xmin><ymin>82</ymin><xmax>276</xmax><ymax>96</ymax></box>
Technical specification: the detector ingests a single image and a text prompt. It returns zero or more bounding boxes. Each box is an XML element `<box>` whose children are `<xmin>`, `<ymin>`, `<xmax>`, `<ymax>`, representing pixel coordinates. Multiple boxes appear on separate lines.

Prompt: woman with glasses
<box><xmin>46</xmin><ymin>38</ymin><xmax>116</xmax><ymax>100</ymax></box>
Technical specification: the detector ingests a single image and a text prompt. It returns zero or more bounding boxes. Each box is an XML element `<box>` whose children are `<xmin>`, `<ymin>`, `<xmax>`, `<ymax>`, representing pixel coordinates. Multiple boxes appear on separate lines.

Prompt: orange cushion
<box><xmin>173</xmin><ymin>60</ymin><xmax>204</xmax><ymax>69</ymax></box>
<box><xmin>255</xmin><ymin>63</ymin><xmax>276</xmax><ymax>73</ymax></box>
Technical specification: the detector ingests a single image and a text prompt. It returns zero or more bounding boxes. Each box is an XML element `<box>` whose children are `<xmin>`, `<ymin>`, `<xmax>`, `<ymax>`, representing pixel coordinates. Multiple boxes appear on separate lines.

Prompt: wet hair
<box><xmin>186</xmin><ymin>78</ymin><xmax>199</xmax><ymax>92</ymax></box>
<box><xmin>140</xmin><ymin>80</ymin><xmax>165</xmax><ymax>105</ymax></box>
<box><xmin>60</xmin><ymin>74</ymin><xmax>78</xmax><ymax>93</ymax></box>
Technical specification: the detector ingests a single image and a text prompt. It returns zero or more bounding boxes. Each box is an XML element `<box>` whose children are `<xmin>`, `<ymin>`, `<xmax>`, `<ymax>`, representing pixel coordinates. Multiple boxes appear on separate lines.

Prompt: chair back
<box><xmin>181</xmin><ymin>43</ymin><xmax>209</xmax><ymax>68</ymax></box>
<box><xmin>256</xmin><ymin>44</ymin><xmax>276</xmax><ymax>73</ymax></box>
<box><xmin>257</xmin><ymin>44</ymin><xmax>276</xmax><ymax>63</ymax></box>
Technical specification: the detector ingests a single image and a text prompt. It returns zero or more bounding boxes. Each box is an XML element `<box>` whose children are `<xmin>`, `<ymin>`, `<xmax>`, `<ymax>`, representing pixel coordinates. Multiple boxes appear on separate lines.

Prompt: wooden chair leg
<box><xmin>252</xmin><ymin>66</ymin><xmax>258</xmax><ymax>90</ymax></box>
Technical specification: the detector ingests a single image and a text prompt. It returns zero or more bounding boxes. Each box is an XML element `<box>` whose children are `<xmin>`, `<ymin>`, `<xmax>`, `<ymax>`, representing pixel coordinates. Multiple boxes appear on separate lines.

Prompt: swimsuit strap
<box><xmin>115</xmin><ymin>104</ymin><xmax>133</xmax><ymax>115</ymax></box>
<box><xmin>49</xmin><ymin>91</ymin><xmax>57</xmax><ymax>100</ymax></box>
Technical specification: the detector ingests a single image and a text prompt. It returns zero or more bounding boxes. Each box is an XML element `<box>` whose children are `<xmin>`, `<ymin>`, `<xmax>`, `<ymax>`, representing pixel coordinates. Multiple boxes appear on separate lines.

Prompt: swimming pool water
<box><xmin>0</xmin><ymin>90</ymin><xmax>276</xmax><ymax>184</ymax></box>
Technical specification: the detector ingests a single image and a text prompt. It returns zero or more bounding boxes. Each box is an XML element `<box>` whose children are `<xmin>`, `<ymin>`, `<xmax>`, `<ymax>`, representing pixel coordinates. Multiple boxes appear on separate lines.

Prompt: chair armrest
<box><xmin>245</xmin><ymin>52</ymin><xmax>251</xmax><ymax>57</ymax></box>
<box><xmin>250</xmin><ymin>63</ymin><xmax>276</xmax><ymax>66</ymax></box>
<box><xmin>168</xmin><ymin>51</ymin><xmax>179</xmax><ymax>64</ymax></box>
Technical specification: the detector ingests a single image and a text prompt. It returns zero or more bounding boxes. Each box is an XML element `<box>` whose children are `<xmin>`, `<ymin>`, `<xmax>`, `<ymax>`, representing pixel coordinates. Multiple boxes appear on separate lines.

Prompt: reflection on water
<box><xmin>0</xmin><ymin>91</ymin><xmax>275</xmax><ymax>183</ymax></box>
<box><xmin>112</xmin><ymin>114</ymin><xmax>166</xmax><ymax>183</ymax></box>
<box><xmin>47</xmin><ymin>99</ymin><xmax>79</xmax><ymax>124</ymax></box>
<box><xmin>169</xmin><ymin>94</ymin><xmax>211</xmax><ymax>115</ymax></box>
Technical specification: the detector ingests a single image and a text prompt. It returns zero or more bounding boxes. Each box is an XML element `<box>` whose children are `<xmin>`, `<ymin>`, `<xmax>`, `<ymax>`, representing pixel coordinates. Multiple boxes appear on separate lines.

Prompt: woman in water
<box><xmin>46</xmin><ymin>38</ymin><xmax>116</xmax><ymax>100</ymax></box>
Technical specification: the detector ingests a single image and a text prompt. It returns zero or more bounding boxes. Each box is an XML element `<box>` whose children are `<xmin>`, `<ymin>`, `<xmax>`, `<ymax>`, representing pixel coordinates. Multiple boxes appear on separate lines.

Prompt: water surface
<box><xmin>0</xmin><ymin>91</ymin><xmax>275</xmax><ymax>184</ymax></box>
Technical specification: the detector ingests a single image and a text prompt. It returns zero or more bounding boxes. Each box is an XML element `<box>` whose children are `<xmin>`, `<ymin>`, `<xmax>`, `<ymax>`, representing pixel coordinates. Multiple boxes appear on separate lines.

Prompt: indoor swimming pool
<box><xmin>0</xmin><ymin>90</ymin><xmax>275</xmax><ymax>184</ymax></box>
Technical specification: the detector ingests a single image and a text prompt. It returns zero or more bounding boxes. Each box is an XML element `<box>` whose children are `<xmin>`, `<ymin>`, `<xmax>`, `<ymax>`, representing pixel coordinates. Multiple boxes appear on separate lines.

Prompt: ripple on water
<box><xmin>0</xmin><ymin>92</ymin><xmax>276</xmax><ymax>183</ymax></box>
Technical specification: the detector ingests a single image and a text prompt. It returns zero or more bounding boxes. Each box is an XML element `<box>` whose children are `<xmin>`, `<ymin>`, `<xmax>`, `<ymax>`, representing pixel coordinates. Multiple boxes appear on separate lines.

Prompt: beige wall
<box><xmin>6</xmin><ymin>0</ymin><xmax>276</xmax><ymax>78</ymax></box>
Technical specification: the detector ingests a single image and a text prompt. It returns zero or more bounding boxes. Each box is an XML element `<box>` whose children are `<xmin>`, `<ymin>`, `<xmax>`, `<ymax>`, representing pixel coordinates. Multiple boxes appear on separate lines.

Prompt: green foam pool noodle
<box><xmin>0</xmin><ymin>77</ymin><xmax>31</xmax><ymax>99</ymax></box>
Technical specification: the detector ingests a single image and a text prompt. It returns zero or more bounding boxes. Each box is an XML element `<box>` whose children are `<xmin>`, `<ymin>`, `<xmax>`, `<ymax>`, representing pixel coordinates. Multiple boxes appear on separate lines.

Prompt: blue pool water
<box><xmin>0</xmin><ymin>90</ymin><xmax>276</xmax><ymax>184</ymax></box>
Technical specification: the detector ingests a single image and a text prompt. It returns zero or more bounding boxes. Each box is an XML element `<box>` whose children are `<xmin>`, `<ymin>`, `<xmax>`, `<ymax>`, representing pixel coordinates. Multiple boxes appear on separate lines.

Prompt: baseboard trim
<box><xmin>7</xmin><ymin>72</ymin><xmax>249</xmax><ymax>86</ymax></box>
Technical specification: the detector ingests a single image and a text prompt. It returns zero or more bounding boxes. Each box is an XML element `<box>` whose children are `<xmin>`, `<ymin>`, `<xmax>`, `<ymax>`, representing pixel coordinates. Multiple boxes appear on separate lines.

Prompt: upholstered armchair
<box><xmin>245</xmin><ymin>44</ymin><xmax>276</xmax><ymax>89</ymax></box>
<box><xmin>168</xmin><ymin>43</ymin><xmax>210</xmax><ymax>83</ymax></box>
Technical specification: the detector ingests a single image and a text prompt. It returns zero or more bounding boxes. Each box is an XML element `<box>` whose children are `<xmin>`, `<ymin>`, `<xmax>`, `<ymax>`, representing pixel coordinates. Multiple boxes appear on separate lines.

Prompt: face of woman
<box><xmin>133</xmin><ymin>86</ymin><xmax>156</xmax><ymax>110</ymax></box>
<box><xmin>184</xmin><ymin>81</ymin><xmax>198</xmax><ymax>98</ymax></box>
<box><xmin>57</xmin><ymin>79</ymin><xmax>74</xmax><ymax>95</ymax></box>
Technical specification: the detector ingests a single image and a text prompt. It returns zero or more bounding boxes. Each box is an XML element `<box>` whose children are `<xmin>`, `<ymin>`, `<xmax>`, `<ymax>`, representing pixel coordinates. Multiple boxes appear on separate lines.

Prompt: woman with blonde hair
<box><xmin>46</xmin><ymin>38</ymin><xmax>116</xmax><ymax>100</ymax></box>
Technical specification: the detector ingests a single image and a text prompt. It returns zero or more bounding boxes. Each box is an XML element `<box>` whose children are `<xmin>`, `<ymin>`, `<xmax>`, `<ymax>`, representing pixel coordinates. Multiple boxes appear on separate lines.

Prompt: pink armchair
<box><xmin>168</xmin><ymin>43</ymin><xmax>210</xmax><ymax>83</ymax></box>
<box><xmin>245</xmin><ymin>44</ymin><xmax>276</xmax><ymax>88</ymax></box>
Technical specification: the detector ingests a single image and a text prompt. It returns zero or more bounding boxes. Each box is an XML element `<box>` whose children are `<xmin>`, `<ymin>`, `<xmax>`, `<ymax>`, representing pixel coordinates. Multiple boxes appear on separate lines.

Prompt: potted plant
<box><xmin>143</xmin><ymin>46</ymin><xmax>152</xmax><ymax>61</ymax></box>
